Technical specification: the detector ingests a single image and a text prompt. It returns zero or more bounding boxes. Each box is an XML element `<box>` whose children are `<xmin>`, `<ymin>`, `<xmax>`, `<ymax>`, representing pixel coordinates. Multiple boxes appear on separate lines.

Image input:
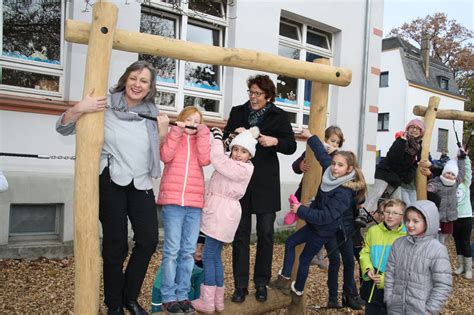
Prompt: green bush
<box><xmin>273</xmin><ymin>228</ymin><xmax>295</xmax><ymax>244</ymax></box>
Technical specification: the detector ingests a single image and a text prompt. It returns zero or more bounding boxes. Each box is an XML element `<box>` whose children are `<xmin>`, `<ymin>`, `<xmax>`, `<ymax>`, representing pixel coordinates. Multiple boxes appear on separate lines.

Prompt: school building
<box><xmin>0</xmin><ymin>0</ymin><xmax>384</xmax><ymax>258</ymax></box>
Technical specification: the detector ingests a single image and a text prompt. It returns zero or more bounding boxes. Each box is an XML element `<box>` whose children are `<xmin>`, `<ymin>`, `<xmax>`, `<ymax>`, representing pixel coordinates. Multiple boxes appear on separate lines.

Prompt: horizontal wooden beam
<box><xmin>413</xmin><ymin>105</ymin><xmax>474</xmax><ymax>122</ymax></box>
<box><xmin>152</xmin><ymin>288</ymin><xmax>293</xmax><ymax>315</ymax></box>
<box><xmin>65</xmin><ymin>20</ymin><xmax>352</xmax><ymax>87</ymax></box>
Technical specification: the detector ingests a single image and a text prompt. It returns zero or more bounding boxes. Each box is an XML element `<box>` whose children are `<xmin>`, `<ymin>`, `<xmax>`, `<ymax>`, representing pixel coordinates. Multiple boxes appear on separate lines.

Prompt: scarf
<box><xmin>109</xmin><ymin>91</ymin><xmax>161</xmax><ymax>178</ymax></box>
<box><xmin>405</xmin><ymin>133</ymin><xmax>421</xmax><ymax>156</ymax></box>
<box><xmin>440</xmin><ymin>175</ymin><xmax>456</xmax><ymax>186</ymax></box>
<box><xmin>248</xmin><ymin>102</ymin><xmax>273</xmax><ymax>127</ymax></box>
<box><xmin>320</xmin><ymin>167</ymin><xmax>356</xmax><ymax>192</ymax></box>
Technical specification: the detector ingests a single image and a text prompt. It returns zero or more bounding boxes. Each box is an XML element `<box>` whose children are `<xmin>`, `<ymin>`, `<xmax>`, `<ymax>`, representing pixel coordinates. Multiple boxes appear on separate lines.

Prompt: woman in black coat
<box><xmin>223</xmin><ymin>74</ymin><xmax>296</xmax><ymax>303</ymax></box>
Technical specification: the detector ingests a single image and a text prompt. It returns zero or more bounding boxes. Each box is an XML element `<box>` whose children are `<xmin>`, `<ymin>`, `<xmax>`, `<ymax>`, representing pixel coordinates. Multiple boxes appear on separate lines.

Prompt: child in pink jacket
<box><xmin>192</xmin><ymin>126</ymin><xmax>259</xmax><ymax>314</ymax></box>
<box><xmin>157</xmin><ymin>106</ymin><xmax>211</xmax><ymax>314</ymax></box>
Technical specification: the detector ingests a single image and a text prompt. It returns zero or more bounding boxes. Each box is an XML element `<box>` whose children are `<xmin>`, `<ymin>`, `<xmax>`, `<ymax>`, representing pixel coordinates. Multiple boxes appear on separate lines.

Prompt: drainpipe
<box><xmin>357</xmin><ymin>0</ymin><xmax>372</xmax><ymax>164</ymax></box>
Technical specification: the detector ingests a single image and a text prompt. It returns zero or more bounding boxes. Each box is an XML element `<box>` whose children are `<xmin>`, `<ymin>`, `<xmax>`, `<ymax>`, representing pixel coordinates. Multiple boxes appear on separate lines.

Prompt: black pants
<box><xmin>365</xmin><ymin>302</ymin><xmax>387</xmax><ymax>315</ymax></box>
<box><xmin>453</xmin><ymin>217</ymin><xmax>472</xmax><ymax>257</ymax></box>
<box><xmin>99</xmin><ymin>168</ymin><xmax>158</xmax><ymax>308</ymax></box>
<box><xmin>232</xmin><ymin>211</ymin><xmax>276</xmax><ymax>288</ymax></box>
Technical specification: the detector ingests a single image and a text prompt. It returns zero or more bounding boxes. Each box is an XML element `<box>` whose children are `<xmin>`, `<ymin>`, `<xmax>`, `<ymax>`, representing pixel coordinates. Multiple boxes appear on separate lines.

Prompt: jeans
<box><xmin>203</xmin><ymin>236</ymin><xmax>224</xmax><ymax>287</ymax></box>
<box><xmin>232</xmin><ymin>212</ymin><xmax>276</xmax><ymax>288</ymax></box>
<box><xmin>325</xmin><ymin>232</ymin><xmax>358</xmax><ymax>301</ymax></box>
<box><xmin>161</xmin><ymin>205</ymin><xmax>201</xmax><ymax>303</ymax></box>
<box><xmin>281</xmin><ymin>225</ymin><xmax>330</xmax><ymax>292</ymax></box>
<box><xmin>99</xmin><ymin>168</ymin><xmax>158</xmax><ymax>308</ymax></box>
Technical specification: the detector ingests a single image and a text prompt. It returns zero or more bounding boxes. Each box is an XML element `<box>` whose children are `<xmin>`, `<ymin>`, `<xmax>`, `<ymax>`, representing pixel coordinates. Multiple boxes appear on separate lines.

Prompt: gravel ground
<box><xmin>0</xmin><ymin>237</ymin><xmax>472</xmax><ymax>314</ymax></box>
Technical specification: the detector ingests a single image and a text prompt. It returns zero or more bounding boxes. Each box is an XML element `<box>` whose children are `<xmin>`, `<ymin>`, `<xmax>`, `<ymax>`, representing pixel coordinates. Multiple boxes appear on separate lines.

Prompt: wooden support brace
<box><xmin>73</xmin><ymin>3</ymin><xmax>117</xmax><ymax>314</ymax></box>
<box><xmin>415</xmin><ymin>97</ymin><xmax>440</xmax><ymax>200</ymax></box>
<box><xmin>64</xmin><ymin>20</ymin><xmax>352</xmax><ymax>86</ymax></box>
<box><xmin>413</xmin><ymin>105</ymin><xmax>474</xmax><ymax>122</ymax></box>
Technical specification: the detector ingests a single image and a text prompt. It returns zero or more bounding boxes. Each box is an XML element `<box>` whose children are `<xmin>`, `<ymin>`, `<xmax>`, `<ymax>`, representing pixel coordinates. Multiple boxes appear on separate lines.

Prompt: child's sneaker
<box><xmin>290</xmin><ymin>281</ymin><xmax>304</xmax><ymax>305</ymax></box>
<box><xmin>310</xmin><ymin>251</ymin><xmax>328</xmax><ymax>269</ymax></box>
<box><xmin>163</xmin><ymin>301</ymin><xmax>185</xmax><ymax>314</ymax></box>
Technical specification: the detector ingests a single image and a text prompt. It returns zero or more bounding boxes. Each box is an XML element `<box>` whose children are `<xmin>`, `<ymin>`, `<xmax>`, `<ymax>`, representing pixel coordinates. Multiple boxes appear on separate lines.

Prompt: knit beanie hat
<box><xmin>442</xmin><ymin>160</ymin><xmax>458</xmax><ymax>177</ymax></box>
<box><xmin>229</xmin><ymin>127</ymin><xmax>260</xmax><ymax>157</ymax></box>
<box><xmin>405</xmin><ymin>119</ymin><xmax>425</xmax><ymax>136</ymax></box>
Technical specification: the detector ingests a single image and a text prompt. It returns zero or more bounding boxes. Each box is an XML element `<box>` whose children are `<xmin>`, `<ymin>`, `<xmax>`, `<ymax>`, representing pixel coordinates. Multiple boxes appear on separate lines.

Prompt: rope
<box><xmin>0</xmin><ymin>152</ymin><xmax>75</xmax><ymax>160</ymax></box>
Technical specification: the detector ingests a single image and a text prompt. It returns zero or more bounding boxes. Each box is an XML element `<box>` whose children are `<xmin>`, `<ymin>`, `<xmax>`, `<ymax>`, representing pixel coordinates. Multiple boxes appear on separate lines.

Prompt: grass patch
<box><xmin>274</xmin><ymin>228</ymin><xmax>295</xmax><ymax>244</ymax></box>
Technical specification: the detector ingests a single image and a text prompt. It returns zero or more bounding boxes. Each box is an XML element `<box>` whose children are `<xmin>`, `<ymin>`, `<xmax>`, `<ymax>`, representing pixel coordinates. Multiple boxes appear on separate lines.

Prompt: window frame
<box><xmin>379</xmin><ymin>71</ymin><xmax>389</xmax><ymax>88</ymax></box>
<box><xmin>0</xmin><ymin>0</ymin><xmax>67</xmax><ymax>99</ymax></box>
<box><xmin>438</xmin><ymin>76</ymin><xmax>449</xmax><ymax>90</ymax></box>
<box><xmin>277</xmin><ymin>15</ymin><xmax>333</xmax><ymax>130</ymax></box>
<box><xmin>437</xmin><ymin>128</ymin><xmax>449</xmax><ymax>153</ymax></box>
<box><xmin>141</xmin><ymin>2</ymin><xmax>228</xmax><ymax>118</ymax></box>
<box><xmin>8</xmin><ymin>203</ymin><xmax>63</xmax><ymax>243</ymax></box>
<box><xmin>377</xmin><ymin>112</ymin><xmax>389</xmax><ymax>131</ymax></box>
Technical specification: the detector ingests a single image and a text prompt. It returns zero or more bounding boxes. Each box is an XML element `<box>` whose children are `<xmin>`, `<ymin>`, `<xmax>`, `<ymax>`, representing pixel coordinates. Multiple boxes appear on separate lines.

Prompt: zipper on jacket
<box><xmin>181</xmin><ymin>134</ymin><xmax>191</xmax><ymax>206</ymax></box>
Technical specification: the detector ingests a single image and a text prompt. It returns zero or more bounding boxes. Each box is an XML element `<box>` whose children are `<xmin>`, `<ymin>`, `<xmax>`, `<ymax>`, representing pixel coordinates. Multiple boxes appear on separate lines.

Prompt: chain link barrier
<box><xmin>0</xmin><ymin>152</ymin><xmax>75</xmax><ymax>160</ymax></box>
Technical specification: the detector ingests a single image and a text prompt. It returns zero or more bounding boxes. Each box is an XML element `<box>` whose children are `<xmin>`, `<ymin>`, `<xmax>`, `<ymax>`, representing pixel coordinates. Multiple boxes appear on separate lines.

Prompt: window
<box><xmin>9</xmin><ymin>204</ymin><xmax>63</xmax><ymax>242</ymax></box>
<box><xmin>277</xmin><ymin>16</ymin><xmax>333</xmax><ymax>129</ymax></box>
<box><xmin>140</xmin><ymin>2</ymin><xmax>227</xmax><ymax>117</ymax></box>
<box><xmin>379</xmin><ymin>71</ymin><xmax>389</xmax><ymax>87</ymax></box>
<box><xmin>437</xmin><ymin>128</ymin><xmax>448</xmax><ymax>152</ymax></box>
<box><xmin>377</xmin><ymin>113</ymin><xmax>389</xmax><ymax>131</ymax></box>
<box><xmin>438</xmin><ymin>76</ymin><xmax>449</xmax><ymax>90</ymax></box>
<box><xmin>0</xmin><ymin>0</ymin><xmax>65</xmax><ymax>98</ymax></box>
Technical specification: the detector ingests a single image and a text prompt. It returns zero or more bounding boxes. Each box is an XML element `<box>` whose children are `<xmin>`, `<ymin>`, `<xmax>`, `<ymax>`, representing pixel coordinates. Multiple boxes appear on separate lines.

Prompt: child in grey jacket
<box><xmin>384</xmin><ymin>200</ymin><xmax>452</xmax><ymax>315</ymax></box>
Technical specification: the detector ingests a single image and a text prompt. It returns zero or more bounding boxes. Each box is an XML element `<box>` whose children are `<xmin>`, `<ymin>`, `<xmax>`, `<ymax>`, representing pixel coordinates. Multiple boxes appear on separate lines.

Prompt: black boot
<box><xmin>342</xmin><ymin>295</ymin><xmax>364</xmax><ymax>310</ymax></box>
<box><xmin>255</xmin><ymin>285</ymin><xmax>267</xmax><ymax>302</ymax></box>
<box><xmin>231</xmin><ymin>288</ymin><xmax>249</xmax><ymax>303</ymax></box>
<box><xmin>124</xmin><ymin>300</ymin><xmax>148</xmax><ymax>315</ymax></box>
<box><xmin>107</xmin><ymin>306</ymin><xmax>125</xmax><ymax>315</ymax></box>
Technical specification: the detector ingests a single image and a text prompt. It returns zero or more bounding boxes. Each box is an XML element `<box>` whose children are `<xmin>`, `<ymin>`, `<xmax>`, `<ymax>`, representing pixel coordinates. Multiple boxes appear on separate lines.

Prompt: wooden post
<box><xmin>64</xmin><ymin>20</ymin><xmax>351</xmax><ymax>86</ymax></box>
<box><xmin>73</xmin><ymin>3</ymin><xmax>117</xmax><ymax>314</ymax></box>
<box><xmin>413</xmin><ymin>105</ymin><xmax>474</xmax><ymax>122</ymax></box>
<box><xmin>288</xmin><ymin>58</ymin><xmax>330</xmax><ymax>314</ymax></box>
<box><xmin>415</xmin><ymin>96</ymin><xmax>440</xmax><ymax>200</ymax></box>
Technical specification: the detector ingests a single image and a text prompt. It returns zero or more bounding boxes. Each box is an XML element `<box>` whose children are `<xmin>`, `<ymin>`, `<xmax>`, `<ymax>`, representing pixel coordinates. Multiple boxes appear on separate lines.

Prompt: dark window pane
<box><xmin>307</xmin><ymin>31</ymin><xmax>328</xmax><ymax>49</ymax></box>
<box><xmin>380</xmin><ymin>71</ymin><xmax>389</xmax><ymax>87</ymax></box>
<box><xmin>184</xmin><ymin>95</ymin><xmax>219</xmax><ymax>113</ymax></box>
<box><xmin>437</xmin><ymin>128</ymin><xmax>448</xmax><ymax>152</ymax></box>
<box><xmin>2</xmin><ymin>0</ymin><xmax>61</xmax><ymax>64</ymax></box>
<box><xmin>139</xmin><ymin>11</ymin><xmax>177</xmax><ymax>84</ymax></box>
<box><xmin>10</xmin><ymin>204</ymin><xmax>58</xmax><ymax>234</ymax></box>
<box><xmin>304</xmin><ymin>52</ymin><xmax>324</xmax><ymax>107</ymax></box>
<box><xmin>189</xmin><ymin>0</ymin><xmax>225</xmax><ymax>18</ymax></box>
<box><xmin>156</xmin><ymin>91</ymin><xmax>176</xmax><ymax>107</ymax></box>
<box><xmin>377</xmin><ymin>113</ymin><xmax>389</xmax><ymax>131</ymax></box>
<box><xmin>303</xmin><ymin>114</ymin><xmax>309</xmax><ymax>125</ymax></box>
<box><xmin>1</xmin><ymin>67</ymin><xmax>60</xmax><ymax>91</ymax></box>
<box><xmin>279</xmin><ymin>18</ymin><xmax>301</xmax><ymax>41</ymax></box>
<box><xmin>276</xmin><ymin>45</ymin><xmax>299</xmax><ymax>106</ymax></box>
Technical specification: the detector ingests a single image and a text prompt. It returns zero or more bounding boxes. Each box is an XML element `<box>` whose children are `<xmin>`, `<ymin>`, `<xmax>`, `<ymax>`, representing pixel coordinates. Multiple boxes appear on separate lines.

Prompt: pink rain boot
<box><xmin>215</xmin><ymin>286</ymin><xmax>225</xmax><ymax>312</ymax></box>
<box><xmin>192</xmin><ymin>284</ymin><xmax>216</xmax><ymax>313</ymax></box>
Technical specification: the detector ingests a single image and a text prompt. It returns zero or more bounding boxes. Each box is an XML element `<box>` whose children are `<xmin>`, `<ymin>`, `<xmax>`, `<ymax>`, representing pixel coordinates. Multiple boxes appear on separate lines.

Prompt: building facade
<box><xmin>0</xmin><ymin>0</ymin><xmax>383</xmax><ymax>258</ymax></box>
<box><xmin>377</xmin><ymin>37</ymin><xmax>465</xmax><ymax>159</ymax></box>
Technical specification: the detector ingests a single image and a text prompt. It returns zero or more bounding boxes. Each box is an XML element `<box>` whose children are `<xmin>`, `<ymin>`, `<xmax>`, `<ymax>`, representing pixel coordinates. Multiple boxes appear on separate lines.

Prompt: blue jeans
<box><xmin>325</xmin><ymin>231</ymin><xmax>357</xmax><ymax>301</ymax></box>
<box><xmin>161</xmin><ymin>205</ymin><xmax>201</xmax><ymax>303</ymax></box>
<box><xmin>281</xmin><ymin>225</ymin><xmax>330</xmax><ymax>292</ymax></box>
<box><xmin>202</xmin><ymin>236</ymin><xmax>224</xmax><ymax>287</ymax></box>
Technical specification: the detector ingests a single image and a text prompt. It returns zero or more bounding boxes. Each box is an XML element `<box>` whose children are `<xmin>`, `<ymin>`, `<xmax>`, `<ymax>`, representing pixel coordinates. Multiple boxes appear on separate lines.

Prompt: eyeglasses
<box><xmin>408</xmin><ymin>126</ymin><xmax>421</xmax><ymax>131</ymax></box>
<box><xmin>247</xmin><ymin>90</ymin><xmax>265</xmax><ymax>97</ymax></box>
<box><xmin>382</xmin><ymin>210</ymin><xmax>404</xmax><ymax>217</ymax></box>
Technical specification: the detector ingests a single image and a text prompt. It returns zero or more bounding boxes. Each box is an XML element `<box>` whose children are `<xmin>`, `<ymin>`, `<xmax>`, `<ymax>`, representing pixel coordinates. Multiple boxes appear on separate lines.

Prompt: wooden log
<box><xmin>64</xmin><ymin>20</ymin><xmax>352</xmax><ymax>86</ymax></box>
<box><xmin>188</xmin><ymin>288</ymin><xmax>292</xmax><ymax>315</ymax></box>
<box><xmin>289</xmin><ymin>58</ymin><xmax>330</xmax><ymax>314</ymax></box>
<box><xmin>416</xmin><ymin>97</ymin><xmax>440</xmax><ymax>200</ymax></box>
<box><xmin>73</xmin><ymin>3</ymin><xmax>117</xmax><ymax>314</ymax></box>
<box><xmin>413</xmin><ymin>105</ymin><xmax>474</xmax><ymax>122</ymax></box>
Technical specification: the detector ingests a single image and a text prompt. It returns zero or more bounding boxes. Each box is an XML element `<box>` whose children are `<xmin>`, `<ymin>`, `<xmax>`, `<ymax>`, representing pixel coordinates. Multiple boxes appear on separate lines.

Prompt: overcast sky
<box><xmin>383</xmin><ymin>0</ymin><xmax>473</xmax><ymax>36</ymax></box>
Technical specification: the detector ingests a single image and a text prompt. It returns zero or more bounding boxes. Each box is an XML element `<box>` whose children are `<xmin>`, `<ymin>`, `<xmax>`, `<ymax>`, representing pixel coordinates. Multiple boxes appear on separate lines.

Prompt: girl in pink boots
<box><xmin>192</xmin><ymin>127</ymin><xmax>259</xmax><ymax>313</ymax></box>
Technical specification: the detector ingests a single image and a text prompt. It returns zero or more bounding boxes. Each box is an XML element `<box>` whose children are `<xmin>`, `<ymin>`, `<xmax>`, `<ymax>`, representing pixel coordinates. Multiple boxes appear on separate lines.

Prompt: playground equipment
<box><xmin>413</xmin><ymin>98</ymin><xmax>474</xmax><ymax>200</ymax></box>
<box><xmin>64</xmin><ymin>2</ymin><xmax>352</xmax><ymax>314</ymax></box>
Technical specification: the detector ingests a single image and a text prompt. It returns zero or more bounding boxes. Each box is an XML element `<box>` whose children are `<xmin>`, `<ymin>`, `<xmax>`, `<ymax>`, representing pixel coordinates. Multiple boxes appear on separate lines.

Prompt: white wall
<box><xmin>377</xmin><ymin>48</ymin><xmax>408</xmax><ymax>155</ymax></box>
